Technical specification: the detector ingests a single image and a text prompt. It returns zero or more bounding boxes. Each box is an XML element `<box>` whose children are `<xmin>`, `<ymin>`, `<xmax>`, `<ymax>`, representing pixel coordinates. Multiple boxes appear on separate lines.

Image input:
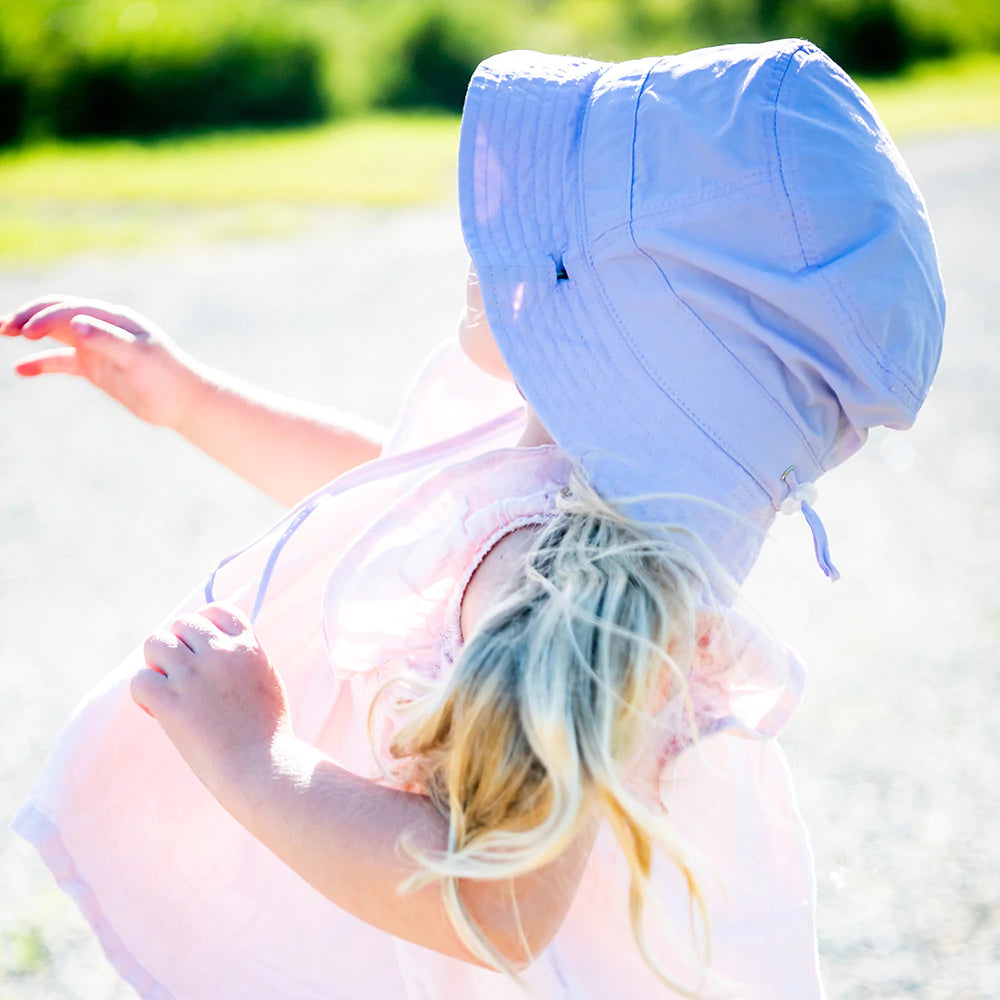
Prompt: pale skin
<box><xmin>2</xmin><ymin>267</ymin><xmax>595</xmax><ymax>969</ymax></box>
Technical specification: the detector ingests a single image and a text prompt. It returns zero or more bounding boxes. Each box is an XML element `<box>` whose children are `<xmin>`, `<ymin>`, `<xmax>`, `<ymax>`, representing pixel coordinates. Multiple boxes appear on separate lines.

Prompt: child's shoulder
<box><xmin>459</xmin><ymin>522</ymin><xmax>542</xmax><ymax>645</ymax></box>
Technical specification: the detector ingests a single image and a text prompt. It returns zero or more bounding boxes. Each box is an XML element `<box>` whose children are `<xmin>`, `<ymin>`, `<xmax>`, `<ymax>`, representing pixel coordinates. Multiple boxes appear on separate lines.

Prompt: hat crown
<box><xmin>587</xmin><ymin>40</ymin><xmax>945</xmax><ymax>480</ymax></box>
<box><xmin>459</xmin><ymin>40</ymin><xmax>945</xmax><ymax>585</ymax></box>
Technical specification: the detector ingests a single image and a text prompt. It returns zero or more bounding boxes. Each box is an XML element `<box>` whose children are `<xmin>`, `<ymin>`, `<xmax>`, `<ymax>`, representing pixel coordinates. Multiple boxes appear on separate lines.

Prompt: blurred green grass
<box><xmin>1</xmin><ymin>53</ymin><xmax>998</xmax><ymax>266</ymax></box>
<box><xmin>0</xmin><ymin>113</ymin><xmax>459</xmax><ymax>205</ymax></box>
<box><xmin>860</xmin><ymin>51</ymin><xmax>1000</xmax><ymax>132</ymax></box>
<box><xmin>0</xmin><ymin>113</ymin><xmax>459</xmax><ymax>265</ymax></box>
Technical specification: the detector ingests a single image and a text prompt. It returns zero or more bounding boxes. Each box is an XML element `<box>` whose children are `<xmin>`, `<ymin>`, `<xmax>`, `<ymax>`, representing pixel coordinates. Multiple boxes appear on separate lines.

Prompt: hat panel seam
<box><xmin>536</xmin><ymin>283</ymin><xmax>771</xmax><ymax>590</ymax></box>
<box><xmin>784</xmin><ymin>129</ymin><xmax>924</xmax><ymax>412</ymax></box>
<box><xmin>759</xmin><ymin>46</ymin><xmax>813</xmax><ymax>278</ymax></box>
<box><xmin>815</xmin><ymin>270</ymin><xmax>924</xmax><ymax>413</ymax></box>
<box><xmin>557</xmin><ymin>280</ymin><xmax>755</xmax><ymax>514</ymax></box>
<box><xmin>558</xmin><ymin>59</ymin><xmax>658</xmax><ymax>450</ymax></box>
<box><xmin>521</xmin><ymin>282</ymin><xmax>656</xmax><ymax>486</ymax></box>
<box><xmin>640</xmin><ymin>56</ymin><xmax>822</xmax><ymax>481</ymax></box>
<box><xmin>627</xmin><ymin>60</ymin><xmax>661</xmax><ymax>226</ymax></box>
<box><xmin>608</xmin><ymin>235</ymin><xmax>823</xmax><ymax>490</ymax></box>
<box><xmin>772</xmin><ymin>44</ymin><xmax>926</xmax><ymax>411</ymax></box>
<box><xmin>577</xmin><ymin>279</ymin><xmax>763</xmax><ymax>491</ymax></box>
<box><xmin>591</xmin><ymin>175</ymin><xmax>774</xmax><ymax>248</ymax></box>
<box><xmin>793</xmin><ymin>61</ymin><xmax>928</xmax><ymax>410</ymax></box>
<box><xmin>769</xmin><ymin>42</ymin><xmax>813</xmax><ymax>274</ymax></box>
<box><xmin>575</xmin><ymin>51</ymin><xmax>821</xmax><ymax>498</ymax></box>
<box><xmin>591</xmin><ymin>61</ymin><xmax>716</xmax><ymax>457</ymax></box>
<box><xmin>577</xmin><ymin>57</ymin><xmax>660</xmax><ymax>257</ymax></box>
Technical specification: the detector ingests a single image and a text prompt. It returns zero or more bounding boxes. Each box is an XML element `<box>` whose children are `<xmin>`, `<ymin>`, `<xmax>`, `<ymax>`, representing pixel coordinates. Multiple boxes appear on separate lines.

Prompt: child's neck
<box><xmin>518</xmin><ymin>405</ymin><xmax>556</xmax><ymax>448</ymax></box>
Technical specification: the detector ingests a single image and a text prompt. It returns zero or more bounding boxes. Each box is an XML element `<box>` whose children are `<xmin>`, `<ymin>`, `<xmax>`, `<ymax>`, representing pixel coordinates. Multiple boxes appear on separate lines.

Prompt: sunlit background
<box><xmin>1</xmin><ymin>1</ymin><xmax>998</xmax><ymax>997</ymax></box>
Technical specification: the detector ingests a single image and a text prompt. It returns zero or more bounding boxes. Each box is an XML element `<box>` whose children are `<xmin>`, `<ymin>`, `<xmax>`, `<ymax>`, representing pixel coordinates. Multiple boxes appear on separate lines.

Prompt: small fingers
<box><xmin>170</xmin><ymin>613</ymin><xmax>218</xmax><ymax>652</ymax></box>
<box><xmin>13</xmin><ymin>348</ymin><xmax>82</xmax><ymax>378</ymax></box>
<box><xmin>199</xmin><ymin>603</ymin><xmax>250</xmax><ymax>637</ymax></box>
<box><xmin>18</xmin><ymin>303</ymin><xmax>89</xmax><ymax>344</ymax></box>
<box><xmin>22</xmin><ymin>304</ymin><xmax>138</xmax><ymax>349</ymax></box>
<box><xmin>143</xmin><ymin>629</ymin><xmax>192</xmax><ymax>674</ymax></box>
<box><xmin>1</xmin><ymin>295</ymin><xmax>72</xmax><ymax>337</ymax></box>
<box><xmin>130</xmin><ymin>665</ymin><xmax>173</xmax><ymax>719</ymax></box>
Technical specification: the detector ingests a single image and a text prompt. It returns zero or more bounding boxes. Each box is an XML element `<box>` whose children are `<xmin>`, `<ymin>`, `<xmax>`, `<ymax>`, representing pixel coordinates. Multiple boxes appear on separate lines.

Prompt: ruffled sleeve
<box><xmin>316</xmin><ymin>440</ymin><xmax>803</xmax><ymax>798</ymax></box>
<box><xmin>316</xmin><ymin>445</ymin><xmax>571</xmax><ymax>783</ymax></box>
<box><xmin>624</xmin><ymin>606</ymin><xmax>805</xmax><ymax>805</ymax></box>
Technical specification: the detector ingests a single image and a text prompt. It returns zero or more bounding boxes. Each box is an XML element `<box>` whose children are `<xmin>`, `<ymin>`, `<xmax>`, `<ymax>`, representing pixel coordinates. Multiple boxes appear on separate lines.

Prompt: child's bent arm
<box><xmin>171</xmin><ymin>369</ymin><xmax>386</xmax><ymax>506</ymax></box>
<box><xmin>134</xmin><ymin>602</ymin><xmax>597</xmax><ymax>970</ymax></box>
<box><xmin>3</xmin><ymin>296</ymin><xmax>387</xmax><ymax>506</ymax></box>
<box><xmin>231</xmin><ymin>738</ymin><xmax>598</xmax><ymax>970</ymax></box>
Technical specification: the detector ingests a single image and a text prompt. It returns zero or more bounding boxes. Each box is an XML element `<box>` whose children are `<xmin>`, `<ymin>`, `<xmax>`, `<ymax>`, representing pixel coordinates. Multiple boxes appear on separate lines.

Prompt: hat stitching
<box><xmin>524</xmin><ymin>288</ymin><xmax>635</xmax><ymax>492</ymax></box>
<box><xmin>768</xmin><ymin>42</ymin><xmax>813</xmax><ymax>275</ymax></box>
<box><xmin>570</xmin><ymin>57</ymin><xmax>821</xmax><ymax>500</ymax></box>
<box><xmin>761</xmin><ymin>45</ymin><xmax>816</xmax><ymax>282</ymax></box>
<box><xmin>612</xmin><ymin>238</ymin><xmax>823</xmax><ymax>497</ymax></box>
<box><xmin>579</xmin><ymin>293</ymin><xmax>767</xmax><ymax>501</ymax></box>
<box><xmin>629</xmin><ymin>169</ymin><xmax>772</xmax><ymax>221</ymax></box>
<box><xmin>526</xmin><ymin>75</ymin><xmax>547</xmax><ymax>272</ymax></box>
<box><xmin>560</xmin><ymin>281</ymin><xmax>753</xmax><ymax>509</ymax></box>
<box><xmin>532</xmin><ymin>72</ymin><xmax>563</xmax><ymax>278</ymax></box>
<box><xmin>460</xmin><ymin>44</ymin><xmax>941</xmax><ymax>585</ymax></box>
<box><xmin>599</xmin><ymin>183</ymin><xmax>777</xmax><ymax>251</ymax></box>
<box><xmin>776</xmin><ymin>48</ymin><xmax>925</xmax><ymax>411</ymax></box>
<box><xmin>500</xmin><ymin>77</ymin><xmax>522</xmax><ymax>264</ymax></box>
<box><xmin>624</xmin><ymin>64</ymin><xmax>821</xmax><ymax>491</ymax></box>
<box><xmin>578</xmin><ymin>60</ymin><xmax>822</xmax><ymax>504</ymax></box>
<box><xmin>548</xmin><ymin>70</ymin><xmax>591</xmax><ymax>290</ymax></box>
<box><xmin>589</xmin><ymin>173</ymin><xmax>774</xmax><ymax>247</ymax></box>
<box><xmin>561</xmin><ymin>287</ymin><xmax>632</xmax><ymax>427</ymax></box>
<box><xmin>571</xmin><ymin>59</ymin><xmax>702</xmax><ymax>441</ymax></box>
<box><xmin>773</xmin><ymin>46</ymin><xmax>926</xmax><ymax>411</ymax></box>
<box><xmin>464</xmin><ymin>56</ymin><xmax>711</xmax><ymax>478</ymax></box>
<box><xmin>827</xmin><ymin>271</ymin><xmax>925</xmax><ymax>408</ymax></box>
<box><xmin>504</xmin><ymin>79</ymin><xmax>526</xmax><ymax>262</ymax></box>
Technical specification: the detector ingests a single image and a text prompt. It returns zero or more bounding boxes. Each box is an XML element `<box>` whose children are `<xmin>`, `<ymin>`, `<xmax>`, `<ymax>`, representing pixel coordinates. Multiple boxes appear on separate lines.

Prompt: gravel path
<box><xmin>1</xmin><ymin>130</ymin><xmax>998</xmax><ymax>999</ymax></box>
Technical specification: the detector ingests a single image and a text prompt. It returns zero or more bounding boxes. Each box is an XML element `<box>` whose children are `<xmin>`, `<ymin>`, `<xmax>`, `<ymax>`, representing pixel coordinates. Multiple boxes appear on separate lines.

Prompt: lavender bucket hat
<box><xmin>458</xmin><ymin>38</ymin><xmax>945</xmax><ymax>591</ymax></box>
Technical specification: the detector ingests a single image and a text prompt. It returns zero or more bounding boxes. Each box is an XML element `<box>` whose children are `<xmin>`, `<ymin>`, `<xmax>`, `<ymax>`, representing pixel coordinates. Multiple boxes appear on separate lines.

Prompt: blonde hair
<box><xmin>374</xmin><ymin>468</ymin><xmax>719</xmax><ymax>992</ymax></box>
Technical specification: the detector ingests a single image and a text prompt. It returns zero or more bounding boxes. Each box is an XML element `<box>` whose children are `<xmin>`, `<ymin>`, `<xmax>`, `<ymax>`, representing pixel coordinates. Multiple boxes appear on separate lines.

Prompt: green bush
<box><xmin>1</xmin><ymin>0</ymin><xmax>999</xmax><ymax>146</ymax></box>
<box><xmin>378</xmin><ymin>8</ymin><xmax>493</xmax><ymax>111</ymax></box>
<box><xmin>0</xmin><ymin>47</ymin><xmax>29</xmax><ymax>144</ymax></box>
<box><xmin>46</xmin><ymin>37</ymin><xmax>327</xmax><ymax>138</ymax></box>
<box><xmin>772</xmin><ymin>0</ymin><xmax>957</xmax><ymax>74</ymax></box>
<box><xmin>0</xmin><ymin>0</ymin><xmax>329</xmax><ymax>141</ymax></box>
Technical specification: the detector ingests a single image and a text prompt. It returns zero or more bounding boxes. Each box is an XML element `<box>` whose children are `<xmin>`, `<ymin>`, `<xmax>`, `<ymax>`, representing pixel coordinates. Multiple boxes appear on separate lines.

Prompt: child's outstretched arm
<box><xmin>133</xmin><ymin>601</ymin><xmax>598</xmax><ymax>970</ymax></box>
<box><xmin>2</xmin><ymin>296</ymin><xmax>386</xmax><ymax>505</ymax></box>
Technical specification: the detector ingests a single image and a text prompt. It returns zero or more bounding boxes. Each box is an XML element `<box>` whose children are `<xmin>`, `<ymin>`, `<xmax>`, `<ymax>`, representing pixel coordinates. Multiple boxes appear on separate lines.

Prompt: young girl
<box><xmin>6</xmin><ymin>38</ymin><xmax>943</xmax><ymax>999</ymax></box>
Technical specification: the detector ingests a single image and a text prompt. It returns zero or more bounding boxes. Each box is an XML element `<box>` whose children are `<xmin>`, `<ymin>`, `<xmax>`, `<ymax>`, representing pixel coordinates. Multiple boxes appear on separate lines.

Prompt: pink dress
<box><xmin>13</xmin><ymin>340</ymin><xmax>822</xmax><ymax>999</ymax></box>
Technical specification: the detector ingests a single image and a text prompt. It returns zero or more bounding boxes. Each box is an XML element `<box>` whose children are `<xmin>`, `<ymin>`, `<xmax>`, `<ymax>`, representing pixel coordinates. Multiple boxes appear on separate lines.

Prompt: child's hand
<box><xmin>131</xmin><ymin>604</ymin><xmax>293</xmax><ymax>806</ymax></box>
<box><xmin>2</xmin><ymin>295</ymin><xmax>206</xmax><ymax>429</ymax></box>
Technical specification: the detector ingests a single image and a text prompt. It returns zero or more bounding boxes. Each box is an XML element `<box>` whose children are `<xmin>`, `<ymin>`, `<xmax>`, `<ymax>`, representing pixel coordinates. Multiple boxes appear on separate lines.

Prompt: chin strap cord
<box><xmin>779</xmin><ymin>468</ymin><xmax>841</xmax><ymax>582</ymax></box>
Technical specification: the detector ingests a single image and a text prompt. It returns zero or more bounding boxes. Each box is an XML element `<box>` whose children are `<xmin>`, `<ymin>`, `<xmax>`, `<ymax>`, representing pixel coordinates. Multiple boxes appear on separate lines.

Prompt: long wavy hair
<box><xmin>372</xmin><ymin>467</ymin><xmax>722</xmax><ymax>993</ymax></box>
